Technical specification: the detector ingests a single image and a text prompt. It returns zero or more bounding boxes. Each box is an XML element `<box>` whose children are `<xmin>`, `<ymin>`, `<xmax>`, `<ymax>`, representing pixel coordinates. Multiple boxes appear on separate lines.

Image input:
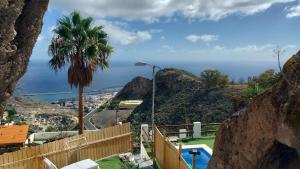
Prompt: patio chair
<box><xmin>43</xmin><ymin>157</ymin><xmax>100</xmax><ymax>169</ymax></box>
<box><xmin>43</xmin><ymin>158</ymin><xmax>58</xmax><ymax>169</ymax></box>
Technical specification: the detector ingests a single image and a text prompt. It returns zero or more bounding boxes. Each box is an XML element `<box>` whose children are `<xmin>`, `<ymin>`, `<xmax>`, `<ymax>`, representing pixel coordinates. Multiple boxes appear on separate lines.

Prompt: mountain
<box><xmin>128</xmin><ymin>68</ymin><xmax>246</xmax><ymax>127</ymax></box>
<box><xmin>0</xmin><ymin>0</ymin><xmax>48</xmax><ymax>112</ymax></box>
<box><xmin>208</xmin><ymin>51</ymin><xmax>300</xmax><ymax>169</ymax></box>
<box><xmin>114</xmin><ymin>76</ymin><xmax>151</xmax><ymax>100</ymax></box>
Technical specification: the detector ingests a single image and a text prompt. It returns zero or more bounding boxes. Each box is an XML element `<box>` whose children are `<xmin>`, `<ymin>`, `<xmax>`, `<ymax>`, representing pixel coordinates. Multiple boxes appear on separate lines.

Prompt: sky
<box><xmin>31</xmin><ymin>0</ymin><xmax>300</xmax><ymax>63</ymax></box>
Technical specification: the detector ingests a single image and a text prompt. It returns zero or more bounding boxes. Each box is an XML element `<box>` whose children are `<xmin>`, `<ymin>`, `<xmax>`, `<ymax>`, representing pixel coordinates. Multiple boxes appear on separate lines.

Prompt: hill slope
<box><xmin>114</xmin><ymin>76</ymin><xmax>151</xmax><ymax>100</ymax></box>
<box><xmin>128</xmin><ymin>68</ymin><xmax>246</xmax><ymax>126</ymax></box>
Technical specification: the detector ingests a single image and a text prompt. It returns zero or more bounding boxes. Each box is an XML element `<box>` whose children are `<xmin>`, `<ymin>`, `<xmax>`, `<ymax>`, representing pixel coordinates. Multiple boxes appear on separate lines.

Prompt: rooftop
<box><xmin>0</xmin><ymin>125</ymin><xmax>29</xmax><ymax>146</ymax></box>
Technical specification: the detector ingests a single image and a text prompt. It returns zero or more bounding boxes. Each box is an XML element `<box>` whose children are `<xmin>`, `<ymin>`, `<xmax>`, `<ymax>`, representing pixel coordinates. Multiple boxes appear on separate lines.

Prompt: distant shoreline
<box><xmin>17</xmin><ymin>86</ymin><xmax>123</xmax><ymax>102</ymax></box>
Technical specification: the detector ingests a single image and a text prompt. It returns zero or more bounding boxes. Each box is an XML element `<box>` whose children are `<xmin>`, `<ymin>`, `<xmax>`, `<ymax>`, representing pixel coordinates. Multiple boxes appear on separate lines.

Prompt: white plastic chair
<box><xmin>43</xmin><ymin>158</ymin><xmax>58</xmax><ymax>169</ymax></box>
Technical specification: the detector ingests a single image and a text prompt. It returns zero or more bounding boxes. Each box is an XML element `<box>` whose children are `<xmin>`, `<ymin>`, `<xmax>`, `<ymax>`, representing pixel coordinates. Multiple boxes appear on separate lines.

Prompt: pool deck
<box><xmin>175</xmin><ymin>144</ymin><xmax>213</xmax><ymax>155</ymax></box>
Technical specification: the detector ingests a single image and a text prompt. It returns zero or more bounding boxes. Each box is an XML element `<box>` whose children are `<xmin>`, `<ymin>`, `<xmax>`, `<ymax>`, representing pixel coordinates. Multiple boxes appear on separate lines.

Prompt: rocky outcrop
<box><xmin>114</xmin><ymin>76</ymin><xmax>152</xmax><ymax>100</ymax></box>
<box><xmin>208</xmin><ymin>52</ymin><xmax>300</xmax><ymax>169</ymax></box>
<box><xmin>0</xmin><ymin>0</ymin><xmax>49</xmax><ymax>113</ymax></box>
<box><xmin>129</xmin><ymin>68</ymin><xmax>246</xmax><ymax>126</ymax></box>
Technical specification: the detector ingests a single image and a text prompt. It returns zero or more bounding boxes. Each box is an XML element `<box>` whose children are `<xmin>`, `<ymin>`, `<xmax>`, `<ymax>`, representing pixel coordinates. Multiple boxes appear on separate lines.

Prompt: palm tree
<box><xmin>48</xmin><ymin>11</ymin><xmax>113</xmax><ymax>134</ymax></box>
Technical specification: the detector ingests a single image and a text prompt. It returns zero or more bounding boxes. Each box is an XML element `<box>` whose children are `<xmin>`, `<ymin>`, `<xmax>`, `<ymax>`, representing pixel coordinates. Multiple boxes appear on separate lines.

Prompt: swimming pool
<box><xmin>181</xmin><ymin>148</ymin><xmax>211</xmax><ymax>169</ymax></box>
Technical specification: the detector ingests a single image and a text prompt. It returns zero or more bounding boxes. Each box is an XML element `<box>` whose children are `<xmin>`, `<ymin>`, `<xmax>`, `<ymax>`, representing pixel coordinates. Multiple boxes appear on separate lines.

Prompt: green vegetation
<box><xmin>97</xmin><ymin>156</ymin><xmax>123</xmax><ymax>169</ymax></box>
<box><xmin>178</xmin><ymin>137</ymin><xmax>215</xmax><ymax>149</ymax></box>
<box><xmin>244</xmin><ymin>69</ymin><xmax>280</xmax><ymax>98</ymax></box>
<box><xmin>48</xmin><ymin>11</ymin><xmax>113</xmax><ymax>134</ymax></box>
<box><xmin>130</xmin><ymin>68</ymin><xmax>243</xmax><ymax>130</ymax></box>
<box><xmin>200</xmin><ymin>69</ymin><xmax>229</xmax><ymax>89</ymax></box>
<box><xmin>97</xmin><ymin>156</ymin><xmax>137</xmax><ymax>169</ymax></box>
<box><xmin>6</xmin><ymin>108</ymin><xmax>16</xmax><ymax>121</ymax></box>
<box><xmin>108</xmin><ymin>99</ymin><xmax>121</xmax><ymax>110</ymax></box>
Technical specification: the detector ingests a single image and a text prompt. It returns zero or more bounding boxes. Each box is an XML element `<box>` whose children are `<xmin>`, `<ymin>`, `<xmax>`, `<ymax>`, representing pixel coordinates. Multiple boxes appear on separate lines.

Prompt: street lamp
<box><xmin>135</xmin><ymin>62</ymin><xmax>161</xmax><ymax>147</ymax></box>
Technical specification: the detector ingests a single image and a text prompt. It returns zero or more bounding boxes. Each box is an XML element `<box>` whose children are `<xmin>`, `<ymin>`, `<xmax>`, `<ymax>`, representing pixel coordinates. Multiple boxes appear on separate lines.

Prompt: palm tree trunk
<box><xmin>78</xmin><ymin>84</ymin><xmax>84</xmax><ymax>134</ymax></box>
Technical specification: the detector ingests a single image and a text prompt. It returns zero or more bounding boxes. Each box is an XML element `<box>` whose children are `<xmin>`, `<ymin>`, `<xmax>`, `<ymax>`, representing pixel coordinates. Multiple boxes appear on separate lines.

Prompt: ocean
<box><xmin>18</xmin><ymin>60</ymin><xmax>280</xmax><ymax>102</ymax></box>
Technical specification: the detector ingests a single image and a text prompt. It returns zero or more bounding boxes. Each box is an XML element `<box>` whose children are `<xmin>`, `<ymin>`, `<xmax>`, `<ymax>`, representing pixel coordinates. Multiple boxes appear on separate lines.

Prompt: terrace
<box><xmin>140</xmin><ymin>123</ymin><xmax>220</xmax><ymax>169</ymax></box>
<box><xmin>0</xmin><ymin>122</ymin><xmax>219</xmax><ymax>169</ymax></box>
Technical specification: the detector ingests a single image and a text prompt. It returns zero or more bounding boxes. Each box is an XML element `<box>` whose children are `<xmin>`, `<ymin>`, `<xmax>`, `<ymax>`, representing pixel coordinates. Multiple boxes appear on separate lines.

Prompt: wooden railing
<box><xmin>152</xmin><ymin>123</ymin><xmax>221</xmax><ymax>138</ymax></box>
<box><xmin>0</xmin><ymin>123</ymin><xmax>132</xmax><ymax>169</ymax></box>
<box><xmin>153</xmin><ymin>126</ymin><xmax>189</xmax><ymax>169</ymax></box>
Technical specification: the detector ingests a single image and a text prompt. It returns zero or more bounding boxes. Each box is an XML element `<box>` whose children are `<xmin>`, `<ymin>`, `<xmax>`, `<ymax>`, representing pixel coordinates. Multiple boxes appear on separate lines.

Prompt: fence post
<box><xmin>153</xmin><ymin>127</ymin><xmax>156</xmax><ymax>158</ymax></box>
<box><xmin>163</xmin><ymin>133</ymin><xmax>166</xmax><ymax>169</ymax></box>
<box><xmin>179</xmin><ymin>144</ymin><xmax>182</xmax><ymax>169</ymax></box>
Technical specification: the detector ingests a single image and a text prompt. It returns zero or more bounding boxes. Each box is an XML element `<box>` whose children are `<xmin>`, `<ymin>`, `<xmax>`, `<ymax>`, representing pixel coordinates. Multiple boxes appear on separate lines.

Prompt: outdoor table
<box><xmin>73</xmin><ymin>159</ymin><xmax>99</xmax><ymax>169</ymax></box>
<box><xmin>61</xmin><ymin>159</ymin><xmax>99</xmax><ymax>169</ymax></box>
<box><xmin>61</xmin><ymin>164</ymin><xmax>82</xmax><ymax>169</ymax></box>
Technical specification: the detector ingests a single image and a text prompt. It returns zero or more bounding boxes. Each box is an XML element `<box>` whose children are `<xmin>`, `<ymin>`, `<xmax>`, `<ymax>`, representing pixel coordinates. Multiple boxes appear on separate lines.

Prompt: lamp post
<box><xmin>135</xmin><ymin>62</ymin><xmax>161</xmax><ymax>155</ymax></box>
<box><xmin>189</xmin><ymin>148</ymin><xmax>201</xmax><ymax>169</ymax></box>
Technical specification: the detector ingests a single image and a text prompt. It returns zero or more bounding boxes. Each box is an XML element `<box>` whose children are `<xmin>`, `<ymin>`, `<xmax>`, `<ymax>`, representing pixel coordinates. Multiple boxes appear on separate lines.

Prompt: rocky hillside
<box><xmin>114</xmin><ymin>76</ymin><xmax>151</xmax><ymax>100</ymax></box>
<box><xmin>208</xmin><ymin>52</ymin><xmax>300</xmax><ymax>169</ymax></box>
<box><xmin>6</xmin><ymin>96</ymin><xmax>76</xmax><ymax>116</ymax></box>
<box><xmin>129</xmin><ymin>68</ymin><xmax>246</xmax><ymax>126</ymax></box>
<box><xmin>0</xmin><ymin>0</ymin><xmax>48</xmax><ymax>113</ymax></box>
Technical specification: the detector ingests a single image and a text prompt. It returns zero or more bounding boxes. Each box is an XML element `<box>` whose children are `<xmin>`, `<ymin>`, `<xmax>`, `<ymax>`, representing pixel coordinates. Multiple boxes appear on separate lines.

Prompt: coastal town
<box><xmin>1</xmin><ymin>89</ymin><xmax>119</xmax><ymax>133</ymax></box>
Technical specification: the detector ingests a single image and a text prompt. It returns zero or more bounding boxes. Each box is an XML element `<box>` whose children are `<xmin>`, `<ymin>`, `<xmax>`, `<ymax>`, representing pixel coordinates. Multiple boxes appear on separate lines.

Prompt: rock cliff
<box><xmin>208</xmin><ymin>52</ymin><xmax>300</xmax><ymax>169</ymax></box>
<box><xmin>0</xmin><ymin>0</ymin><xmax>49</xmax><ymax>113</ymax></box>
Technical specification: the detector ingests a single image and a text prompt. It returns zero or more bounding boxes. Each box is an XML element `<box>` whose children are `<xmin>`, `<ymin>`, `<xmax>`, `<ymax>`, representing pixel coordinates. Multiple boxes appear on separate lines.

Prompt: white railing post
<box><xmin>193</xmin><ymin>122</ymin><xmax>201</xmax><ymax>138</ymax></box>
<box><xmin>141</xmin><ymin>124</ymin><xmax>149</xmax><ymax>142</ymax></box>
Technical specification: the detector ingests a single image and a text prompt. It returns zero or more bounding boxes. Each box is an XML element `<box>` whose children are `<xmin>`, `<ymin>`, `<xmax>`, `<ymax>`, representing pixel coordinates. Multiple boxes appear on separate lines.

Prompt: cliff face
<box><xmin>0</xmin><ymin>0</ymin><xmax>49</xmax><ymax>110</ymax></box>
<box><xmin>114</xmin><ymin>76</ymin><xmax>152</xmax><ymax>100</ymax></box>
<box><xmin>129</xmin><ymin>68</ymin><xmax>245</xmax><ymax>126</ymax></box>
<box><xmin>208</xmin><ymin>52</ymin><xmax>300</xmax><ymax>169</ymax></box>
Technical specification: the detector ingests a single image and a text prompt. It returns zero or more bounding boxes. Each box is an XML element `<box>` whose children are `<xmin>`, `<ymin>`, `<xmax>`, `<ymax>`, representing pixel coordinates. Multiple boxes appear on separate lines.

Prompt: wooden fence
<box><xmin>153</xmin><ymin>127</ymin><xmax>189</xmax><ymax>169</ymax></box>
<box><xmin>0</xmin><ymin>123</ymin><xmax>132</xmax><ymax>169</ymax></box>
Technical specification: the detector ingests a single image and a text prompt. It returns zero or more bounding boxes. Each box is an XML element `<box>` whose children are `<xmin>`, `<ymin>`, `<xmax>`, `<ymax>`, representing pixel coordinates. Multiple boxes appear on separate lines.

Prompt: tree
<box><xmin>244</xmin><ymin>69</ymin><xmax>280</xmax><ymax>98</ymax></box>
<box><xmin>200</xmin><ymin>69</ymin><xmax>229</xmax><ymax>88</ymax></box>
<box><xmin>48</xmin><ymin>11</ymin><xmax>113</xmax><ymax>134</ymax></box>
<box><xmin>6</xmin><ymin>108</ymin><xmax>17</xmax><ymax>121</ymax></box>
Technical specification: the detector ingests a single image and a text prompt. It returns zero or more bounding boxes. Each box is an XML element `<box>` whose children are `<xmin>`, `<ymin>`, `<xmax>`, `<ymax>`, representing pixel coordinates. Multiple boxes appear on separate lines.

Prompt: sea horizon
<box><xmin>18</xmin><ymin>59</ymin><xmax>281</xmax><ymax>101</ymax></box>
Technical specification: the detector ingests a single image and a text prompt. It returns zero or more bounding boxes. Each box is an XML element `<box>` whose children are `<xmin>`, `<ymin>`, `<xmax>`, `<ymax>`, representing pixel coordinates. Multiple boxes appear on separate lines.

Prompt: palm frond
<box><xmin>49</xmin><ymin>11</ymin><xmax>113</xmax><ymax>88</ymax></box>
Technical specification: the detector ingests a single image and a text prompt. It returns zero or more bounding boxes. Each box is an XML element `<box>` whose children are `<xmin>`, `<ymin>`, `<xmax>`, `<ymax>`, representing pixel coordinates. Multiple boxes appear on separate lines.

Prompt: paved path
<box><xmin>83</xmin><ymin>107</ymin><xmax>99</xmax><ymax>130</ymax></box>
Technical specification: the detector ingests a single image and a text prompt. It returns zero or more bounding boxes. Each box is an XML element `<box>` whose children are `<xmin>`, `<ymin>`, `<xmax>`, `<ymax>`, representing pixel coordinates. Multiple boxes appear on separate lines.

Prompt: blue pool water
<box><xmin>182</xmin><ymin>148</ymin><xmax>211</xmax><ymax>169</ymax></box>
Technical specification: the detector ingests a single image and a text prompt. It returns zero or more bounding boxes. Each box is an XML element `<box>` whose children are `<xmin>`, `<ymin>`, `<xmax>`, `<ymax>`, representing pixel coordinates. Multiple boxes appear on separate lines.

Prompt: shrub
<box><xmin>200</xmin><ymin>69</ymin><xmax>229</xmax><ymax>89</ymax></box>
<box><xmin>244</xmin><ymin>69</ymin><xmax>280</xmax><ymax>98</ymax></box>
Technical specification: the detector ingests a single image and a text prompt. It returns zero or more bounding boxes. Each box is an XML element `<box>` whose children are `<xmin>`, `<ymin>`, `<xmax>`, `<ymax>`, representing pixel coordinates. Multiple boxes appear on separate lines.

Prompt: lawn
<box><xmin>96</xmin><ymin>156</ymin><xmax>123</xmax><ymax>169</ymax></box>
<box><xmin>177</xmin><ymin>137</ymin><xmax>215</xmax><ymax>149</ymax></box>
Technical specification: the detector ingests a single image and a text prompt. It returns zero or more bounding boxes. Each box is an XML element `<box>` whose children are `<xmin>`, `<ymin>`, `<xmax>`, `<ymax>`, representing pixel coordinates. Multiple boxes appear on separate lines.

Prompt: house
<box><xmin>119</xmin><ymin>100</ymin><xmax>143</xmax><ymax>109</ymax></box>
<box><xmin>0</xmin><ymin>125</ymin><xmax>29</xmax><ymax>147</ymax></box>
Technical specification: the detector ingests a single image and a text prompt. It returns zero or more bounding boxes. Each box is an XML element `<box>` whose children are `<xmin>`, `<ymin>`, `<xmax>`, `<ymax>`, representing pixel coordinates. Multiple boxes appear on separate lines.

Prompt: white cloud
<box><xmin>186</xmin><ymin>34</ymin><xmax>219</xmax><ymax>42</ymax></box>
<box><xmin>150</xmin><ymin>29</ymin><xmax>163</xmax><ymax>33</ymax></box>
<box><xmin>37</xmin><ymin>35</ymin><xmax>43</xmax><ymax>42</ymax></box>
<box><xmin>95</xmin><ymin>19</ymin><xmax>152</xmax><ymax>45</ymax></box>
<box><xmin>160</xmin><ymin>36</ymin><xmax>166</xmax><ymax>40</ymax></box>
<box><xmin>233</xmin><ymin>44</ymin><xmax>275</xmax><ymax>52</ymax></box>
<box><xmin>210</xmin><ymin>44</ymin><xmax>297</xmax><ymax>52</ymax></box>
<box><xmin>161</xmin><ymin>45</ymin><xmax>176</xmax><ymax>53</ymax></box>
<box><xmin>50</xmin><ymin>0</ymin><xmax>294</xmax><ymax>22</ymax></box>
<box><xmin>213</xmin><ymin>45</ymin><xmax>225</xmax><ymax>50</ymax></box>
<box><xmin>286</xmin><ymin>4</ymin><xmax>300</xmax><ymax>18</ymax></box>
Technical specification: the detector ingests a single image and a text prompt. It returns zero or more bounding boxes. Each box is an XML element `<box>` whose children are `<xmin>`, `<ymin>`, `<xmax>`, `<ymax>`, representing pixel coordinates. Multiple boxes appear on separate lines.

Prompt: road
<box><xmin>83</xmin><ymin>107</ymin><xmax>98</xmax><ymax>130</ymax></box>
<box><xmin>83</xmin><ymin>98</ymin><xmax>113</xmax><ymax>130</ymax></box>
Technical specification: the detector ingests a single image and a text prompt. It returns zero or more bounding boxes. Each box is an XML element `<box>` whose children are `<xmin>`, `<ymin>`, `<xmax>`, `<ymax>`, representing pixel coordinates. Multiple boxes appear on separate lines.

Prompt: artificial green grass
<box><xmin>97</xmin><ymin>156</ymin><xmax>123</xmax><ymax>169</ymax></box>
<box><xmin>177</xmin><ymin>137</ymin><xmax>215</xmax><ymax>149</ymax></box>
